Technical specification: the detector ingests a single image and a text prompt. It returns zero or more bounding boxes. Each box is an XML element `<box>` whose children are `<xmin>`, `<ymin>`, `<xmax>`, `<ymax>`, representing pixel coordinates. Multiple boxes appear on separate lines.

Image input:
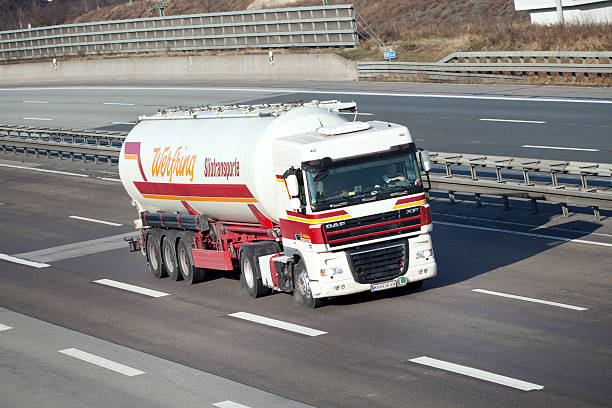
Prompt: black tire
<box><xmin>146</xmin><ymin>231</ymin><xmax>167</xmax><ymax>279</ymax></box>
<box><xmin>162</xmin><ymin>234</ymin><xmax>181</xmax><ymax>281</ymax></box>
<box><xmin>177</xmin><ymin>232</ymin><xmax>206</xmax><ymax>285</ymax></box>
<box><xmin>293</xmin><ymin>260</ymin><xmax>324</xmax><ymax>309</ymax></box>
<box><xmin>239</xmin><ymin>244</ymin><xmax>273</xmax><ymax>298</ymax></box>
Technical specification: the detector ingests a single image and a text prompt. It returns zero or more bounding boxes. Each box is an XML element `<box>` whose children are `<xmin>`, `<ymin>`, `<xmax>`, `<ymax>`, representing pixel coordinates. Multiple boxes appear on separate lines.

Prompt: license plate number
<box><xmin>370</xmin><ymin>280</ymin><xmax>397</xmax><ymax>292</ymax></box>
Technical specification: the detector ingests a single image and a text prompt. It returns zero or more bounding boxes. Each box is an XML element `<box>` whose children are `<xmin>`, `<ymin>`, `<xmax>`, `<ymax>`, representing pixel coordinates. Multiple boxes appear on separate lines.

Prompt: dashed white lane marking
<box><xmin>213</xmin><ymin>401</ymin><xmax>251</xmax><ymax>408</ymax></box>
<box><xmin>0</xmin><ymin>254</ymin><xmax>51</xmax><ymax>268</ymax></box>
<box><xmin>410</xmin><ymin>356</ymin><xmax>543</xmax><ymax>391</ymax></box>
<box><xmin>480</xmin><ymin>118</ymin><xmax>546</xmax><ymax>124</ymax></box>
<box><xmin>473</xmin><ymin>289</ymin><xmax>587</xmax><ymax>311</ymax></box>
<box><xmin>229</xmin><ymin>312</ymin><xmax>327</xmax><ymax>337</ymax></box>
<box><xmin>94</xmin><ymin>279</ymin><xmax>170</xmax><ymax>298</ymax></box>
<box><xmin>22</xmin><ymin>100</ymin><xmax>49</xmax><ymax>103</ymax></box>
<box><xmin>434</xmin><ymin>221</ymin><xmax>612</xmax><ymax>248</ymax></box>
<box><xmin>111</xmin><ymin>121</ymin><xmax>136</xmax><ymax>125</ymax></box>
<box><xmin>522</xmin><ymin>145</ymin><xmax>600</xmax><ymax>152</ymax></box>
<box><xmin>22</xmin><ymin>117</ymin><xmax>53</xmax><ymax>121</ymax></box>
<box><xmin>102</xmin><ymin>102</ymin><xmax>135</xmax><ymax>106</ymax></box>
<box><xmin>0</xmin><ymin>323</ymin><xmax>13</xmax><ymax>331</ymax></box>
<box><xmin>59</xmin><ymin>348</ymin><xmax>145</xmax><ymax>376</ymax></box>
<box><xmin>0</xmin><ymin>163</ymin><xmax>89</xmax><ymax>177</ymax></box>
<box><xmin>339</xmin><ymin>112</ymin><xmax>374</xmax><ymax>116</ymax></box>
<box><xmin>98</xmin><ymin>177</ymin><xmax>122</xmax><ymax>182</ymax></box>
<box><xmin>69</xmin><ymin>215</ymin><xmax>122</xmax><ymax>226</ymax></box>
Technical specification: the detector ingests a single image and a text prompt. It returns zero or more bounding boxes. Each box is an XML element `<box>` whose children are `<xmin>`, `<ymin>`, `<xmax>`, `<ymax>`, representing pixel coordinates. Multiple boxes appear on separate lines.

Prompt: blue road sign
<box><xmin>384</xmin><ymin>50</ymin><xmax>396</xmax><ymax>60</ymax></box>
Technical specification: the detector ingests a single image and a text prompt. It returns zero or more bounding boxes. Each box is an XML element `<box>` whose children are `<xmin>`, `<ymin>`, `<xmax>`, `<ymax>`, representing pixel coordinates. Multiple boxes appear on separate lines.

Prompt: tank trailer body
<box><xmin>119</xmin><ymin>101</ymin><xmax>437</xmax><ymax>307</ymax></box>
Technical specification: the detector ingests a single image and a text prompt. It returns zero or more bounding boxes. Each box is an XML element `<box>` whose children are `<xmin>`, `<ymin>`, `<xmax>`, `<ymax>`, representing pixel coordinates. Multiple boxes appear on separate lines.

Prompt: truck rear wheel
<box><xmin>162</xmin><ymin>235</ymin><xmax>181</xmax><ymax>281</ymax></box>
<box><xmin>293</xmin><ymin>261</ymin><xmax>324</xmax><ymax>309</ymax></box>
<box><xmin>146</xmin><ymin>232</ymin><xmax>167</xmax><ymax>279</ymax></box>
<box><xmin>177</xmin><ymin>232</ymin><xmax>206</xmax><ymax>285</ymax></box>
<box><xmin>239</xmin><ymin>243</ymin><xmax>276</xmax><ymax>298</ymax></box>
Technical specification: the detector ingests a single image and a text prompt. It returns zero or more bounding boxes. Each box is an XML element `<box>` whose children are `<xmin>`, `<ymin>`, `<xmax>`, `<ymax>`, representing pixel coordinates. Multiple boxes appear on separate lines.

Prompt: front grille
<box><xmin>348</xmin><ymin>240</ymin><xmax>408</xmax><ymax>284</ymax></box>
<box><xmin>323</xmin><ymin>207</ymin><xmax>421</xmax><ymax>248</ymax></box>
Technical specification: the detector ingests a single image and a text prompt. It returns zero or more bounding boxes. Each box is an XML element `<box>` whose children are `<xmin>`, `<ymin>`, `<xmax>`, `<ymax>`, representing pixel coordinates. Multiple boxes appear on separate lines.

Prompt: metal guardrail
<box><xmin>1</xmin><ymin>125</ymin><xmax>610</xmax><ymax>215</ymax></box>
<box><xmin>0</xmin><ymin>5</ymin><xmax>357</xmax><ymax>61</ymax></box>
<box><xmin>439</xmin><ymin>51</ymin><xmax>612</xmax><ymax>64</ymax></box>
<box><xmin>358</xmin><ymin>51</ymin><xmax>612</xmax><ymax>81</ymax></box>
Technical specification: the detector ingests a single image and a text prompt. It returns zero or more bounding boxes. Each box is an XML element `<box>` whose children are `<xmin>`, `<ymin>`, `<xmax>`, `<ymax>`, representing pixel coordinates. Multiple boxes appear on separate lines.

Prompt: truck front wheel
<box><xmin>146</xmin><ymin>232</ymin><xmax>167</xmax><ymax>279</ymax></box>
<box><xmin>293</xmin><ymin>261</ymin><xmax>324</xmax><ymax>309</ymax></box>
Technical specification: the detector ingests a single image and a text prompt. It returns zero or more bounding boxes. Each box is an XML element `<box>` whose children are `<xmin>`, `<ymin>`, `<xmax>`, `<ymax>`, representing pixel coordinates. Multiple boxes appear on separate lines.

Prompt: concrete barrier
<box><xmin>0</xmin><ymin>53</ymin><xmax>357</xmax><ymax>85</ymax></box>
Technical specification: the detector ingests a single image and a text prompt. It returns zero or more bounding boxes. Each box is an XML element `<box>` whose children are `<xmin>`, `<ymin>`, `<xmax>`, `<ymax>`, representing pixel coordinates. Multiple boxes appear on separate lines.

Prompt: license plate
<box><xmin>370</xmin><ymin>280</ymin><xmax>397</xmax><ymax>292</ymax></box>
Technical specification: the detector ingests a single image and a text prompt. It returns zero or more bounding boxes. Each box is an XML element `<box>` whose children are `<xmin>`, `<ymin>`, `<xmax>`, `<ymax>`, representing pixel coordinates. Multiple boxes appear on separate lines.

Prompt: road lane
<box><xmin>0</xmin><ymin>162</ymin><xmax>610</xmax><ymax>408</ymax></box>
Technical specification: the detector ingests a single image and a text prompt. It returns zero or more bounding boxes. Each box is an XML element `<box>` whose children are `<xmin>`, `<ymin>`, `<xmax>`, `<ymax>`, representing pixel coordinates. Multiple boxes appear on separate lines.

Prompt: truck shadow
<box><xmin>324</xmin><ymin>202</ymin><xmax>609</xmax><ymax>307</ymax></box>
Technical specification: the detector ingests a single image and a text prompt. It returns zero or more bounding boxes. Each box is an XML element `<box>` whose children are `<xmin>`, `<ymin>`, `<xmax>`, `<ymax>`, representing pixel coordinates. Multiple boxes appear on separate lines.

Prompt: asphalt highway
<box><xmin>1</xmin><ymin>82</ymin><xmax>611</xmax><ymax>408</ymax></box>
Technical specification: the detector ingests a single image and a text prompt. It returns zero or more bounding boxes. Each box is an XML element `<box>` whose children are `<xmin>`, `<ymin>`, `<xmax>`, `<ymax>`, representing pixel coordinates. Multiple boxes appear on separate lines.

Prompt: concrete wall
<box><xmin>0</xmin><ymin>53</ymin><xmax>357</xmax><ymax>85</ymax></box>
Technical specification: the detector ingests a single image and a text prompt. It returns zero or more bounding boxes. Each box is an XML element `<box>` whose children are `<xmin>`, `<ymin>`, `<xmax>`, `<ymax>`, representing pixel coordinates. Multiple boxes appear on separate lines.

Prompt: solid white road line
<box><xmin>229</xmin><ymin>312</ymin><xmax>327</xmax><ymax>337</ymax></box>
<box><xmin>98</xmin><ymin>177</ymin><xmax>122</xmax><ymax>182</ymax></box>
<box><xmin>111</xmin><ymin>121</ymin><xmax>136</xmax><ymax>125</ymax></box>
<box><xmin>213</xmin><ymin>401</ymin><xmax>251</xmax><ymax>408</ymax></box>
<box><xmin>102</xmin><ymin>102</ymin><xmax>135</xmax><ymax>106</ymax></box>
<box><xmin>410</xmin><ymin>356</ymin><xmax>543</xmax><ymax>391</ymax></box>
<box><xmin>434</xmin><ymin>221</ymin><xmax>612</xmax><ymax>248</ymax></box>
<box><xmin>522</xmin><ymin>145</ymin><xmax>600</xmax><ymax>152</ymax></box>
<box><xmin>0</xmin><ymin>254</ymin><xmax>51</xmax><ymax>268</ymax></box>
<box><xmin>339</xmin><ymin>112</ymin><xmax>375</xmax><ymax>116</ymax></box>
<box><xmin>13</xmin><ymin>233</ymin><xmax>138</xmax><ymax>262</ymax></box>
<box><xmin>480</xmin><ymin>118</ymin><xmax>546</xmax><ymax>124</ymax></box>
<box><xmin>0</xmin><ymin>323</ymin><xmax>13</xmax><ymax>331</ymax></box>
<box><xmin>473</xmin><ymin>289</ymin><xmax>587</xmax><ymax>311</ymax></box>
<box><xmin>22</xmin><ymin>100</ymin><xmax>49</xmax><ymax>103</ymax></box>
<box><xmin>94</xmin><ymin>279</ymin><xmax>170</xmax><ymax>298</ymax></box>
<box><xmin>4</xmin><ymin>86</ymin><xmax>611</xmax><ymax>104</ymax></box>
<box><xmin>432</xmin><ymin>213</ymin><xmax>612</xmax><ymax>238</ymax></box>
<box><xmin>0</xmin><ymin>163</ymin><xmax>90</xmax><ymax>177</ymax></box>
<box><xmin>22</xmin><ymin>117</ymin><xmax>53</xmax><ymax>121</ymax></box>
<box><xmin>69</xmin><ymin>215</ymin><xmax>122</xmax><ymax>226</ymax></box>
<box><xmin>59</xmin><ymin>348</ymin><xmax>145</xmax><ymax>376</ymax></box>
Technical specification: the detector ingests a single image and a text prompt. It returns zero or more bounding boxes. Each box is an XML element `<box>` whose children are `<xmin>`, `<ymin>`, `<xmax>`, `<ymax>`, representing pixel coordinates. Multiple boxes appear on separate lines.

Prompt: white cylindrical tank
<box><xmin>119</xmin><ymin>105</ymin><xmax>347</xmax><ymax>224</ymax></box>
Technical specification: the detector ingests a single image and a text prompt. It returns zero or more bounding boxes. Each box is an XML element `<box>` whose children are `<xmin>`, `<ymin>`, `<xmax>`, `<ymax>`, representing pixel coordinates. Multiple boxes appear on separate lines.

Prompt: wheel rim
<box><xmin>298</xmin><ymin>272</ymin><xmax>309</xmax><ymax>297</ymax></box>
<box><xmin>148</xmin><ymin>240</ymin><xmax>159</xmax><ymax>270</ymax></box>
<box><xmin>164</xmin><ymin>244</ymin><xmax>174</xmax><ymax>273</ymax></box>
<box><xmin>243</xmin><ymin>259</ymin><xmax>254</xmax><ymax>288</ymax></box>
<box><xmin>179</xmin><ymin>245</ymin><xmax>189</xmax><ymax>277</ymax></box>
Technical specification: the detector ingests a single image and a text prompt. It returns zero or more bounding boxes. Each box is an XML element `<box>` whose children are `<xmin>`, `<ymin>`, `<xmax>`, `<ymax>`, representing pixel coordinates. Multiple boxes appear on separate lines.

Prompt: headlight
<box><xmin>320</xmin><ymin>267</ymin><xmax>343</xmax><ymax>276</ymax></box>
<box><xmin>415</xmin><ymin>249</ymin><xmax>433</xmax><ymax>259</ymax></box>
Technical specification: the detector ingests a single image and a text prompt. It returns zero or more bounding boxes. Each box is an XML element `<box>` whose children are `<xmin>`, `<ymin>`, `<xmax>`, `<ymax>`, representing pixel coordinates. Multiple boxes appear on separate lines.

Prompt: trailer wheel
<box><xmin>177</xmin><ymin>233</ymin><xmax>205</xmax><ymax>285</ymax></box>
<box><xmin>146</xmin><ymin>232</ymin><xmax>167</xmax><ymax>279</ymax></box>
<box><xmin>293</xmin><ymin>261</ymin><xmax>324</xmax><ymax>309</ymax></box>
<box><xmin>239</xmin><ymin>246</ymin><xmax>271</xmax><ymax>298</ymax></box>
<box><xmin>162</xmin><ymin>236</ymin><xmax>181</xmax><ymax>281</ymax></box>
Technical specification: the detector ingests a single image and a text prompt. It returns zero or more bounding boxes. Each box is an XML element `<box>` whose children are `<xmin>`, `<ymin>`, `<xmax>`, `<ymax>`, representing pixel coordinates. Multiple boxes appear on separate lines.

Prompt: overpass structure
<box><xmin>514</xmin><ymin>0</ymin><xmax>612</xmax><ymax>24</ymax></box>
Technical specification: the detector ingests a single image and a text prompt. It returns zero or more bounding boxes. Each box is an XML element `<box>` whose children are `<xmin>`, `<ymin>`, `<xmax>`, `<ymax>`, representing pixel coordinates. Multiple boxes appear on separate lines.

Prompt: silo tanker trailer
<box><xmin>119</xmin><ymin>101</ymin><xmax>437</xmax><ymax>308</ymax></box>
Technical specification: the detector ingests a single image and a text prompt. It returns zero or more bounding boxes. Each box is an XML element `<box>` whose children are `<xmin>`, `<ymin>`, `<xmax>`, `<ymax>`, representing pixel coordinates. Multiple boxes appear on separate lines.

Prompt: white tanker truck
<box><xmin>119</xmin><ymin>101</ymin><xmax>436</xmax><ymax>308</ymax></box>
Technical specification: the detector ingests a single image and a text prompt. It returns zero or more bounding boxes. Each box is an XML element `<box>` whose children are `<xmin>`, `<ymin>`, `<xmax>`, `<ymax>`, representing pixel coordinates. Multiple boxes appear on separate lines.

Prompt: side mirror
<box><xmin>289</xmin><ymin>197</ymin><xmax>302</xmax><ymax>211</ymax></box>
<box><xmin>420</xmin><ymin>150</ymin><xmax>432</xmax><ymax>173</ymax></box>
<box><xmin>286</xmin><ymin>174</ymin><xmax>300</xmax><ymax>197</ymax></box>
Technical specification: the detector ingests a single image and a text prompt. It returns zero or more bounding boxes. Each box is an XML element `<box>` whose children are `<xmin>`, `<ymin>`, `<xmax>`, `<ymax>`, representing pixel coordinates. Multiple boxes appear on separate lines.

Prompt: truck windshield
<box><xmin>305</xmin><ymin>152</ymin><xmax>423</xmax><ymax>211</ymax></box>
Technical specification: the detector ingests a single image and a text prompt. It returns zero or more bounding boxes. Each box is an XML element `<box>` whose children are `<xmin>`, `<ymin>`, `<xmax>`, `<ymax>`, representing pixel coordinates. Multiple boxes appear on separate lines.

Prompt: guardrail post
<box><xmin>561</xmin><ymin>202</ymin><xmax>569</xmax><ymax>217</ymax></box>
<box><xmin>531</xmin><ymin>198</ymin><xmax>538</xmax><ymax>214</ymax></box>
<box><xmin>503</xmin><ymin>195</ymin><xmax>510</xmax><ymax>211</ymax></box>
<box><xmin>475</xmin><ymin>193</ymin><xmax>482</xmax><ymax>208</ymax></box>
<box><xmin>449</xmin><ymin>190</ymin><xmax>455</xmax><ymax>205</ymax></box>
<box><xmin>593</xmin><ymin>206</ymin><xmax>600</xmax><ymax>221</ymax></box>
